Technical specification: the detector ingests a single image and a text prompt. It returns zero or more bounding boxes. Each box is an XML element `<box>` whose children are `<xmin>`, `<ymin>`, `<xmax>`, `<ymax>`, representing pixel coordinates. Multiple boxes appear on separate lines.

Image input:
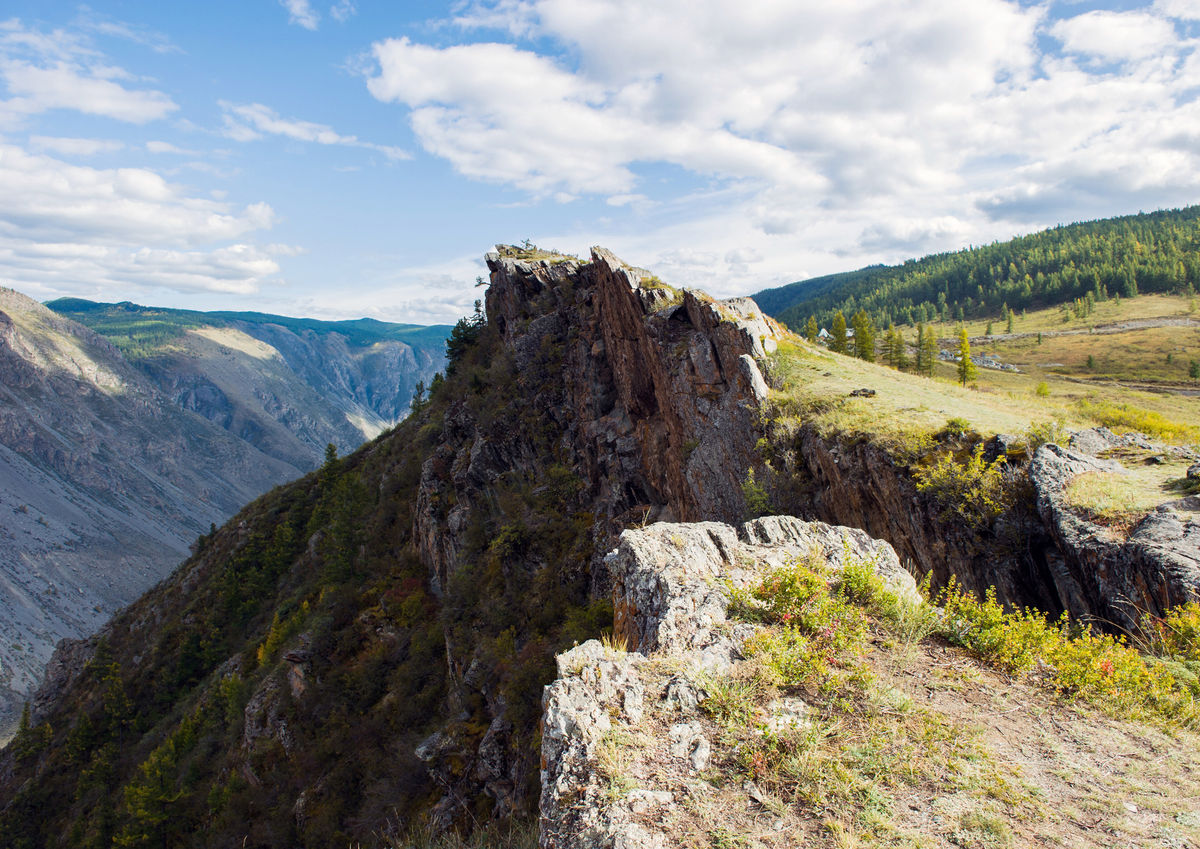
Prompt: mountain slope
<box><xmin>48</xmin><ymin>300</ymin><xmax>451</xmax><ymax>470</ymax></box>
<box><xmin>754</xmin><ymin>205</ymin><xmax>1200</xmax><ymax>330</ymax></box>
<box><xmin>0</xmin><ymin>289</ymin><xmax>304</xmax><ymax>736</ymax></box>
<box><xmin>0</xmin><ymin>247</ymin><xmax>784</xmax><ymax>848</ymax></box>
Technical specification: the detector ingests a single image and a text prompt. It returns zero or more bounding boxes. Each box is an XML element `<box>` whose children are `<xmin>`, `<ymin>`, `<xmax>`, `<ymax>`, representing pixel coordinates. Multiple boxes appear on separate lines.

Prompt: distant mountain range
<box><xmin>753</xmin><ymin>206</ymin><xmax>1200</xmax><ymax>330</ymax></box>
<box><xmin>0</xmin><ymin>289</ymin><xmax>449</xmax><ymax>734</ymax></box>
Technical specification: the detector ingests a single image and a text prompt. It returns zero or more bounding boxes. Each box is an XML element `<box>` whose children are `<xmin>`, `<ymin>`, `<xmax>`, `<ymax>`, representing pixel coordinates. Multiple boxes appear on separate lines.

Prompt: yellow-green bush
<box><xmin>939</xmin><ymin>579</ymin><xmax>1199</xmax><ymax>725</ymax></box>
<box><xmin>913</xmin><ymin>446</ymin><xmax>1011</xmax><ymax>527</ymax></box>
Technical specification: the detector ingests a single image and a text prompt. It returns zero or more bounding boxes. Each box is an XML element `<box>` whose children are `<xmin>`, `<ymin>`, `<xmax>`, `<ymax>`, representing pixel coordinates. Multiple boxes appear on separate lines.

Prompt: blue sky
<box><xmin>2</xmin><ymin>1</ymin><xmax>1200</xmax><ymax>324</ymax></box>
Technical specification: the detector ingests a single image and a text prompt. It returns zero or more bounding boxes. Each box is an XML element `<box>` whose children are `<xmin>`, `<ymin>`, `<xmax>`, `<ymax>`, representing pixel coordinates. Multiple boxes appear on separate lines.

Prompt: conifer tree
<box><xmin>804</xmin><ymin>315</ymin><xmax>818</xmax><ymax>343</ymax></box>
<box><xmin>852</xmin><ymin>310</ymin><xmax>875</xmax><ymax>362</ymax></box>
<box><xmin>829</xmin><ymin>311</ymin><xmax>848</xmax><ymax>354</ymax></box>
<box><xmin>956</xmin><ymin>327</ymin><xmax>976</xmax><ymax>386</ymax></box>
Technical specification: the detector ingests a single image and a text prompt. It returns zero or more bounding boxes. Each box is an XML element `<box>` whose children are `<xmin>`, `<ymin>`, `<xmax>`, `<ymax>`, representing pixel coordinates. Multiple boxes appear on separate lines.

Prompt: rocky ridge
<box><xmin>411</xmin><ymin>247</ymin><xmax>786</xmax><ymax>822</ymax></box>
<box><xmin>1030</xmin><ymin>428</ymin><xmax>1200</xmax><ymax>630</ymax></box>
<box><xmin>540</xmin><ymin>518</ymin><xmax>915</xmax><ymax>848</ymax></box>
<box><xmin>50</xmin><ymin>301</ymin><xmax>449</xmax><ymax>470</ymax></box>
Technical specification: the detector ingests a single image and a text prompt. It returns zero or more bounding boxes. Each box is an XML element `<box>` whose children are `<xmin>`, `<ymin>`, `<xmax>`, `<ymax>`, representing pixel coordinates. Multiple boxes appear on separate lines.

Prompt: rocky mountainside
<box><xmin>1</xmin><ymin>246</ymin><xmax>1195</xmax><ymax>848</ymax></box>
<box><xmin>0</xmin><ymin>288</ymin><xmax>303</xmax><ymax>736</ymax></box>
<box><xmin>48</xmin><ymin>300</ymin><xmax>450</xmax><ymax>471</ymax></box>
<box><xmin>0</xmin><ymin>246</ymin><xmax>786</xmax><ymax>847</ymax></box>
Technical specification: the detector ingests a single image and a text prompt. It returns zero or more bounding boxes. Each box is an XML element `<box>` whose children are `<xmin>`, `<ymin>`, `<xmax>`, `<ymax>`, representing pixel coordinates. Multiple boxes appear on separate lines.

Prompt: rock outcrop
<box><xmin>410</xmin><ymin>247</ymin><xmax>786</xmax><ymax>820</ymax></box>
<box><xmin>765</xmin><ymin>425</ymin><xmax>1060</xmax><ymax>612</ymax></box>
<box><xmin>540</xmin><ymin>518</ymin><xmax>913</xmax><ymax>848</ymax></box>
<box><xmin>1031</xmin><ymin>435</ymin><xmax>1200</xmax><ymax>630</ymax></box>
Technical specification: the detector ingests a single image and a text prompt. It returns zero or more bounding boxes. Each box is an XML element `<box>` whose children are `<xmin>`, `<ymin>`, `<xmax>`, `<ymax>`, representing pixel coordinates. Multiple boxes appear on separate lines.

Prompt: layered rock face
<box><xmin>0</xmin><ymin>288</ymin><xmax>302</xmax><ymax>735</ymax></box>
<box><xmin>417</xmin><ymin>247</ymin><xmax>782</xmax><ymax>600</ymax></box>
<box><xmin>767</xmin><ymin>425</ymin><xmax>1061</xmax><ymax>613</ymax></box>
<box><xmin>410</xmin><ymin>248</ymin><xmax>786</xmax><ymax>820</ymax></box>
<box><xmin>541</xmin><ymin>518</ymin><xmax>914</xmax><ymax>849</ymax></box>
<box><xmin>1031</xmin><ymin>431</ymin><xmax>1200</xmax><ymax>631</ymax></box>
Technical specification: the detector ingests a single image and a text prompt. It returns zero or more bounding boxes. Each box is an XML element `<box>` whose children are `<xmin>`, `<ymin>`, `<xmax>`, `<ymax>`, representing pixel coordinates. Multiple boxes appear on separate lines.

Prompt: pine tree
<box><xmin>956</xmin><ymin>327</ymin><xmax>977</xmax><ymax>386</ymax></box>
<box><xmin>804</xmin><ymin>315</ymin><xmax>818</xmax><ymax>343</ymax></box>
<box><xmin>852</xmin><ymin>310</ymin><xmax>875</xmax><ymax>362</ymax></box>
<box><xmin>893</xmin><ymin>326</ymin><xmax>909</xmax><ymax>370</ymax></box>
<box><xmin>1006</xmin><ymin>311</ymin><xmax>1014</xmax><ymax>333</ymax></box>
<box><xmin>829</xmin><ymin>311</ymin><xmax>848</xmax><ymax>354</ymax></box>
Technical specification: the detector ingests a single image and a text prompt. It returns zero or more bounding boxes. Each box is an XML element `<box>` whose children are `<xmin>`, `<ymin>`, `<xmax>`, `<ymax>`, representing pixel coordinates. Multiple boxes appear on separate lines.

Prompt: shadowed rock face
<box><xmin>411</xmin><ymin>248</ymin><xmax>787</xmax><ymax>820</ymax></box>
<box><xmin>1031</xmin><ymin>437</ymin><xmax>1200</xmax><ymax>631</ymax></box>
<box><xmin>0</xmin><ymin>288</ymin><xmax>303</xmax><ymax>736</ymax></box>
<box><xmin>417</xmin><ymin>248</ymin><xmax>784</xmax><ymax>605</ymax></box>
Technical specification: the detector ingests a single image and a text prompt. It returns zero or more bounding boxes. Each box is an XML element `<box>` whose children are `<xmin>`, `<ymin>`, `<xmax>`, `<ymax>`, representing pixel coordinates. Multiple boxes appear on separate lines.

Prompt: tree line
<box><xmin>774</xmin><ymin>206</ymin><xmax>1200</xmax><ymax>331</ymax></box>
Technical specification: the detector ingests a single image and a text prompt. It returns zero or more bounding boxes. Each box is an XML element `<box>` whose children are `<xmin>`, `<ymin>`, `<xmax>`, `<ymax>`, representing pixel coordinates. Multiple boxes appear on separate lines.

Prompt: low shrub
<box><xmin>1076</xmin><ymin>398</ymin><xmax>1197</xmax><ymax>442</ymax></box>
<box><xmin>912</xmin><ymin>445</ymin><xmax>1012</xmax><ymax>527</ymax></box>
<box><xmin>939</xmin><ymin>579</ymin><xmax>1199</xmax><ymax>726</ymax></box>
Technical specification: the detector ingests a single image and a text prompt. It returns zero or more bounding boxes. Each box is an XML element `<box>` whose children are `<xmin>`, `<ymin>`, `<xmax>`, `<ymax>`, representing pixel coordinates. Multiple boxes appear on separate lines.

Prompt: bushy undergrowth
<box><xmin>939</xmin><ymin>579</ymin><xmax>1199</xmax><ymax>725</ymax></box>
<box><xmin>1076</xmin><ymin>397</ymin><xmax>1198</xmax><ymax>442</ymax></box>
<box><xmin>912</xmin><ymin>445</ymin><xmax>1014</xmax><ymax>527</ymax></box>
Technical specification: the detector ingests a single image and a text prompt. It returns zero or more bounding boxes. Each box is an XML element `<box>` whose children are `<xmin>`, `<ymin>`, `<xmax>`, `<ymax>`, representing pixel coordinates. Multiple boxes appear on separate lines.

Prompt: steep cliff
<box><xmin>0</xmin><ymin>288</ymin><xmax>302</xmax><ymax>737</ymax></box>
<box><xmin>0</xmin><ymin>247</ymin><xmax>785</xmax><ymax>847</ymax></box>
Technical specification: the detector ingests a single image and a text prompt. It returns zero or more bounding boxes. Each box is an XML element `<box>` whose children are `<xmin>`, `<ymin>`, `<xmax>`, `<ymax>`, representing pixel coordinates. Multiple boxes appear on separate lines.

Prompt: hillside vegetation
<box><xmin>759</xmin><ymin>206</ymin><xmax>1200</xmax><ymax>331</ymax></box>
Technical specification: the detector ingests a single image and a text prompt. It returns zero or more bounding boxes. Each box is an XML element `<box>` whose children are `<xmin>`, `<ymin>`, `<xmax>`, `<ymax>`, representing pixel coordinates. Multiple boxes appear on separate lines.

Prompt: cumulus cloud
<box><xmin>220</xmin><ymin>101</ymin><xmax>410</xmax><ymax>160</ymax></box>
<box><xmin>280</xmin><ymin>0</ymin><xmax>320</xmax><ymax>30</ymax></box>
<box><xmin>0</xmin><ymin>19</ymin><xmax>177</xmax><ymax>124</ymax></box>
<box><xmin>1050</xmin><ymin>11</ymin><xmax>1179</xmax><ymax>61</ymax></box>
<box><xmin>0</xmin><ymin>144</ymin><xmax>278</xmax><ymax>296</ymax></box>
<box><xmin>360</xmin><ymin>0</ymin><xmax>1200</xmax><ymax>293</ymax></box>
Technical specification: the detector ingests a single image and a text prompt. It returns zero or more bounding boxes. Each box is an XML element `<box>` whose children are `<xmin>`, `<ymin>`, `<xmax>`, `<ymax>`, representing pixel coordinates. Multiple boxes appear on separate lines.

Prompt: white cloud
<box><xmin>1051</xmin><ymin>11</ymin><xmax>1179</xmax><ymax>61</ymax></box>
<box><xmin>145</xmin><ymin>140</ymin><xmax>200</xmax><ymax>155</ymax></box>
<box><xmin>330</xmin><ymin>0</ymin><xmax>357</xmax><ymax>23</ymax></box>
<box><xmin>1155</xmin><ymin>0</ymin><xmax>1200</xmax><ymax>21</ymax></box>
<box><xmin>0</xmin><ymin>144</ymin><xmax>278</xmax><ymax>296</ymax></box>
<box><xmin>362</xmin><ymin>0</ymin><xmax>1200</xmax><ymax>294</ymax></box>
<box><xmin>280</xmin><ymin>0</ymin><xmax>320</xmax><ymax>30</ymax></box>
<box><xmin>0</xmin><ymin>20</ymin><xmax>177</xmax><ymax>124</ymax></box>
<box><xmin>29</xmin><ymin>136</ymin><xmax>124</xmax><ymax>156</ymax></box>
<box><xmin>220</xmin><ymin>101</ymin><xmax>410</xmax><ymax>160</ymax></box>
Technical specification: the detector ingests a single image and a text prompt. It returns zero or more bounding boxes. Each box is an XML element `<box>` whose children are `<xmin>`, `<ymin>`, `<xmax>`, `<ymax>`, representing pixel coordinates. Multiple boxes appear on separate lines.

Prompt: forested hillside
<box><xmin>760</xmin><ymin>206</ymin><xmax>1200</xmax><ymax>330</ymax></box>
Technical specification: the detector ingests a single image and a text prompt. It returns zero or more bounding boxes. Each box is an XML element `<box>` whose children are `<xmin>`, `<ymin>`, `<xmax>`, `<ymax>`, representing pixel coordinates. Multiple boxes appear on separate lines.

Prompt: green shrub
<box><xmin>1076</xmin><ymin>398</ymin><xmax>1197</xmax><ymax>442</ymax></box>
<box><xmin>912</xmin><ymin>446</ymin><xmax>1011</xmax><ymax>527</ymax></box>
<box><xmin>938</xmin><ymin>579</ymin><xmax>1199</xmax><ymax>725</ymax></box>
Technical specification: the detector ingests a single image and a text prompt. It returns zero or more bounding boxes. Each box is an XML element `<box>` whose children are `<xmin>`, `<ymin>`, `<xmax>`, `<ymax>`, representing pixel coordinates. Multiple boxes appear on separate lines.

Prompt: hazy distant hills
<box><xmin>48</xmin><ymin>299</ymin><xmax>451</xmax><ymax>471</ymax></box>
<box><xmin>0</xmin><ymin>290</ymin><xmax>449</xmax><ymax>734</ymax></box>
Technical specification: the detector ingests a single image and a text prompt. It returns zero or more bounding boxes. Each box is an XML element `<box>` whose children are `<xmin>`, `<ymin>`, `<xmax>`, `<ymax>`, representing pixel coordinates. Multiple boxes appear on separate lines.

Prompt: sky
<box><xmin>2</xmin><ymin>1</ymin><xmax>1200</xmax><ymax>325</ymax></box>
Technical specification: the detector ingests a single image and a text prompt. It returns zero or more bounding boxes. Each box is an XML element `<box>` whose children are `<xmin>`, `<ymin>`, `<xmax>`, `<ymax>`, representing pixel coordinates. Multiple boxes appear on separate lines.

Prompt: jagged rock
<box><xmin>412</xmin><ymin>248</ymin><xmax>786</xmax><ymax>816</ymax></box>
<box><xmin>1031</xmin><ymin>443</ymin><xmax>1200</xmax><ymax>629</ymax></box>
<box><xmin>540</xmin><ymin>518</ymin><xmax>910</xmax><ymax>849</ymax></box>
<box><xmin>848</xmin><ymin>387</ymin><xmax>876</xmax><ymax>397</ymax></box>
<box><xmin>1188</xmin><ymin>463</ymin><xmax>1200</xmax><ymax>481</ymax></box>
<box><xmin>775</xmin><ymin>423</ymin><xmax>1059</xmax><ymax>613</ymax></box>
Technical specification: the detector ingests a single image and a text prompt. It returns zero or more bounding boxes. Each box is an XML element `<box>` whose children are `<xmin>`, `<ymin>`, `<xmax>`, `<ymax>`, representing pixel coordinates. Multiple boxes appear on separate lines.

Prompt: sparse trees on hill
<box><xmin>916</xmin><ymin>323</ymin><xmax>937</xmax><ymax>377</ymax></box>
<box><xmin>883</xmin><ymin>323</ymin><xmax>908</xmax><ymax>370</ymax></box>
